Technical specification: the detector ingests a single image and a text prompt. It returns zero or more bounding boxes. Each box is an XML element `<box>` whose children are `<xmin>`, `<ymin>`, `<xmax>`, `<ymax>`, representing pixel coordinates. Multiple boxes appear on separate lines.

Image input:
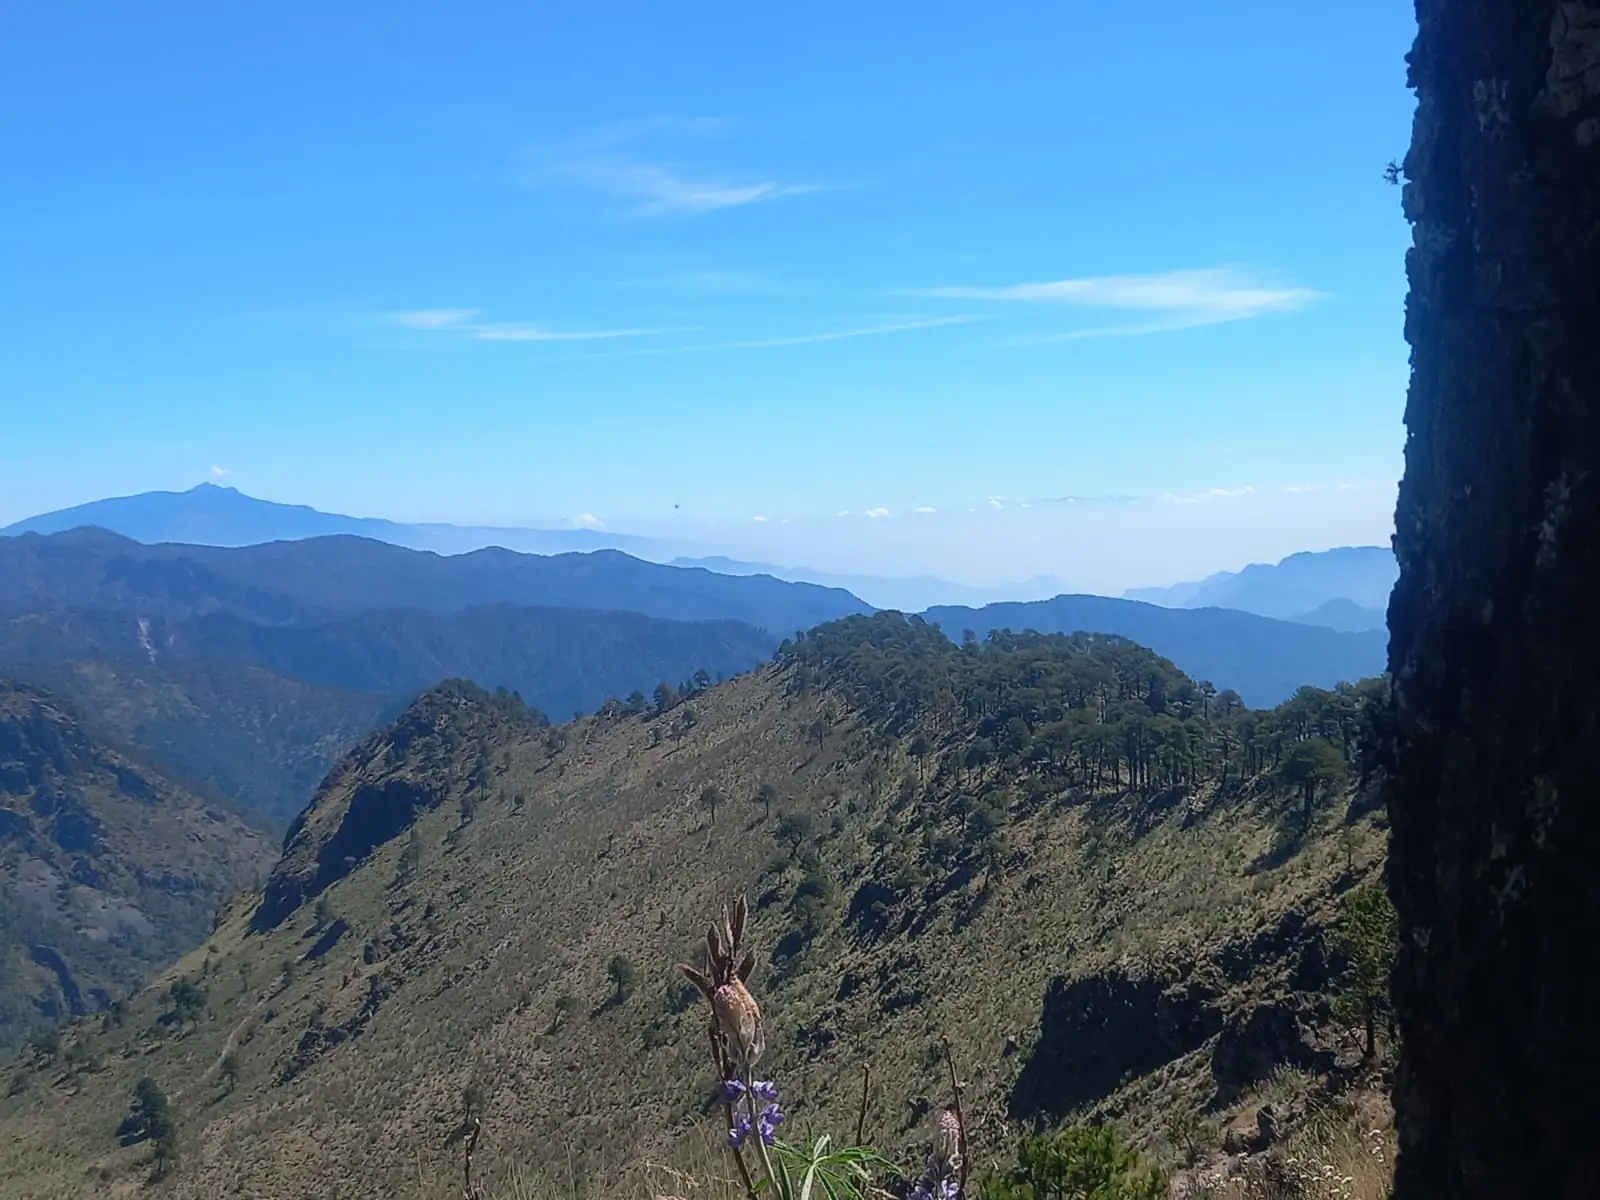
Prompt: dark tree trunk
<box><xmin>1388</xmin><ymin>2</ymin><xmax>1600</xmax><ymax>1197</ymax></box>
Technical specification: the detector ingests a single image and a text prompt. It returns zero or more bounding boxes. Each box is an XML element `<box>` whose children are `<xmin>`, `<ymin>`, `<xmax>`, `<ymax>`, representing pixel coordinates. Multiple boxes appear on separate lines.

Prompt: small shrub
<box><xmin>980</xmin><ymin>1124</ymin><xmax>1166</xmax><ymax>1200</ymax></box>
<box><xmin>549</xmin><ymin>993</ymin><xmax>579</xmax><ymax>1032</ymax></box>
<box><xmin>606</xmin><ymin>954</ymin><xmax>638</xmax><ymax>1003</ymax></box>
<box><xmin>166</xmin><ymin>979</ymin><xmax>207</xmax><ymax>1029</ymax></box>
<box><xmin>775</xmin><ymin>811</ymin><xmax>814</xmax><ymax>857</ymax></box>
<box><xmin>664</xmin><ymin>980</ymin><xmax>700</xmax><ymax>1015</ymax></box>
<box><xmin>314</xmin><ymin>895</ymin><xmax>338</xmax><ymax>930</ymax></box>
<box><xmin>219</xmin><ymin>1053</ymin><xmax>240</xmax><ymax>1093</ymax></box>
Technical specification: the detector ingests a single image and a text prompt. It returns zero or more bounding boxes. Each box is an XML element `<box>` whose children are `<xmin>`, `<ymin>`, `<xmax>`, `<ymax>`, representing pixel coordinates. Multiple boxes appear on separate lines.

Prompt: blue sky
<box><xmin>0</xmin><ymin>1</ymin><xmax>1416</xmax><ymax>590</ymax></box>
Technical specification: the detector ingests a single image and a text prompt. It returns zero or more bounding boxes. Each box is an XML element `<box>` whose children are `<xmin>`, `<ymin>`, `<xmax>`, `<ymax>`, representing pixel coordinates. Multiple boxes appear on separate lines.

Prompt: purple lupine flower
<box><xmin>719</xmin><ymin>1079</ymin><xmax>746</xmax><ymax>1104</ymax></box>
<box><xmin>937</xmin><ymin>1182</ymin><xmax>960</xmax><ymax>1200</ymax></box>
<box><xmin>750</xmin><ymin>1079</ymin><xmax>780</xmax><ymax>1103</ymax></box>
<box><xmin>756</xmin><ymin>1101</ymin><xmax>785</xmax><ymax>1144</ymax></box>
<box><xmin>728</xmin><ymin>1113</ymin><xmax>754</xmax><ymax>1149</ymax></box>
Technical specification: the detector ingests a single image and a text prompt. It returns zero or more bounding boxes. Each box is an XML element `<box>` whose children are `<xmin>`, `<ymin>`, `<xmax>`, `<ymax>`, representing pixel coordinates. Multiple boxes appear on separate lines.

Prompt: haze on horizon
<box><xmin>0</xmin><ymin>1</ymin><xmax>1414</xmax><ymax>592</ymax></box>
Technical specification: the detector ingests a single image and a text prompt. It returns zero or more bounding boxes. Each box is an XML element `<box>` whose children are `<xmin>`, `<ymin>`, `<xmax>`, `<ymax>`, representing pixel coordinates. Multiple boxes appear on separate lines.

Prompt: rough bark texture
<box><xmin>1389</xmin><ymin>2</ymin><xmax>1600</xmax><ymax>1196</ymax></box>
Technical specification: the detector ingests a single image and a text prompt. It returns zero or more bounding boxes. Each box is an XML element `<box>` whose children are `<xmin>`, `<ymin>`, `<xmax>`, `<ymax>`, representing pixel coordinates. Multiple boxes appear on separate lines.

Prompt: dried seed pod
<box><xmin>933</xmin><ymin>1108</ymin><xmax>963</xmax><ymax>1176</ymax></box>
<box><xmin>712</xmin><ymin>979</ymin><xmax>765</xmax><ymax>1069</ymax></box>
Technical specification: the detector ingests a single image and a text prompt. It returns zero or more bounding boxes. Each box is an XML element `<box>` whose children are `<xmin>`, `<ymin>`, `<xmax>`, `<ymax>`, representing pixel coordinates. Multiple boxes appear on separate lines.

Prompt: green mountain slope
<box><xmin>0</xmin><ymin>680</ymin><xmax>277</xmax><ymax>1055</ymax></box>
<box><xmin>0</xmin><ymin>616</ymin><xmax>1390</xmax><ymax>1199</ymax></box>
<box><xmin>0</xmin><ymin>653</ymin><xmax>399</xmax><ymax>830</ymax></box>
<box><xmin>0</xmin><ymin>606</ymin><xmax>780</xmax><ymax>828</ymax></box>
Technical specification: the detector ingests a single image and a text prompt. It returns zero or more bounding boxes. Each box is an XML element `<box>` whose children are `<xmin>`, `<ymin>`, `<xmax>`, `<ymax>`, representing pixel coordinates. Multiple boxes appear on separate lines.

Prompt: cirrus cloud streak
<box><xmin>906</xmin><ymin>267</ymin><xmax>1320</xmax><ymax>338</ymax></box>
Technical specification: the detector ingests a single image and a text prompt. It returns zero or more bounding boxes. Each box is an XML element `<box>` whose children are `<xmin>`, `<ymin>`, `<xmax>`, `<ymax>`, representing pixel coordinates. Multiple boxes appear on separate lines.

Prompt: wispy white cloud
<box><xmin>707</xmin><ymin>315</ymin><xmax>973</xmax><ymax>351</ymax></box>
<box><xmin>470</xmin><ymin>323</ymin><xmax>683</xmax><ymax>343</ymax></box>
<box><xmin>527</xmin><ymin>116</ymin><xmax>830</xmax><ymax>218</ymax></box>
<box><xmin>1032</xmin><ymin>493</ymin><xmax>1139</xmax><ymax>506</ymax></box>
<box><xmin>907</xmin><ymin>267</ymin><xmax>1320</xmax><ymax>337</ymax></box>
<box><xmin>394</xmin><ymin>308</ymin><xmax>481</xmax><ymax>330</ymax></box>
<box><xmin>589</xmin><ymin>315</ymin><xmax>977</xmax><ymax>358</ymax></box>
<box><xmin>914</xmin><ymin>505</ymin><xmax>936</xmax><ymax>514</ymax></box>
<box><xmin>558</xmin><ymin>158</ymin><xmax>824</xmax><ymax>217</ymax></box>
<box><xmin>573</xmin><ymin>115</ymin><xmax>737</xmax><ymax>147</ymax></box>
<box><xmin>208</xmin><ymin>466</ymin><xmax>231</xmax><ymax>480</ymax></box>
<box><xmin>864</xmin><ymin>507</ymin><xmax>893</xmax><ymax>518</ymax></box>
<box><xmin>1162</xmin><ymin>485</ymin><xmax>1256</xmax><ymax>505</ymax></box>
<box><xmin>752</xmin><ymin>515</ymin><xmax>769</xmax><ymax>523</ymax></box>
<box><xmin>617</xmin><ymin>268</ymin><xmax>779</xmax><ymax>294</ymax></box>
<box><xmin>573</xmin><ymin>513</ymin><xmax>605</xmax><ymax>529</ymax></box>
<box><xmin>390</xmin><ymin>309</ymin><xmax>680</xmax><ymax>344</ymax></box>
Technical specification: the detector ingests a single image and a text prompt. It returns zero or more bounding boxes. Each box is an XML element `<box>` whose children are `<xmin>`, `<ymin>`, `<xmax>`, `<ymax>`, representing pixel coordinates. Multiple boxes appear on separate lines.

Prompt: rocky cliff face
<box><xmin>0</xmin><ymin>680</ymin><xmax>276</xmax><ymax>1051</ymax></box>
<box><xmin>1388</xmin><ymin>1</ymin><xmax>1600</xmax><ymax>1195</ymax></box>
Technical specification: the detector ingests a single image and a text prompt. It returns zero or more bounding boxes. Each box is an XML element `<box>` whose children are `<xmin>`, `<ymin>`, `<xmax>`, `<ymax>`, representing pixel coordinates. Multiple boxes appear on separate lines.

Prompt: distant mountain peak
<box><xmin>0</xmin><ymin>485</ymin><xmax>678</xmax><ymax>559</ymax></box>
<box><xmin>1123</xmin><ymin>545</ymin><xmax>1395</xmax><ymax>628</ymax></box>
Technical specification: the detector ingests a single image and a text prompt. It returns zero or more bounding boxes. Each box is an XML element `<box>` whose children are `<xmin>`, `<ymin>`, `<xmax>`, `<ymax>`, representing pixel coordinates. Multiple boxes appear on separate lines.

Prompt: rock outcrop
<box><xmin>1388</xmin><ymin>1</ymin><xmax>1600</xmax><ymax>1194</ymax></box>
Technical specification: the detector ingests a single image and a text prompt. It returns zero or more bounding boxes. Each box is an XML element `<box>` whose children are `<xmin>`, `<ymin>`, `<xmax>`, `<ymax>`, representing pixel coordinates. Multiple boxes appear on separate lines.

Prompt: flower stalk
<box><xmin>680</xmin><ymin>895</ymin><xmax>960</xmax><ymax>1200</ymax></box>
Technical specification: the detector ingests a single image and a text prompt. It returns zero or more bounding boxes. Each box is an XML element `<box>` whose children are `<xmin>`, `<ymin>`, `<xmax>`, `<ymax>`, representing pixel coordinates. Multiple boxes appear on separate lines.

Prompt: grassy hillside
<box><xmin>0</xmin><ymin>680</ymin><xmax>277</xmax><ymax>1056</ymax></box>
<box><xmin>0</xmin><ymin>616</ymin><xmax>1393</xmax><ymax>1199</ymax></box>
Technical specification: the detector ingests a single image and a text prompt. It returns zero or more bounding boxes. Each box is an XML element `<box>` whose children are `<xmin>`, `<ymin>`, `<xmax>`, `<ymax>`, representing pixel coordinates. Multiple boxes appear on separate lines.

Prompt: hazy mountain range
<box><xmin>5</xmin><ymin>485</ymin><xmax>1036</xmax><ymax>608</ymax></box>
<box><xmin>1124</xmin><ymin>545</ymin><xmax>1397</xmax><ymax>631</ymax></box>
<box><xmin>7</xmin><ymin>485</ymin><xmax>1395</xmax><ymax>625</ymax></box>
<box><xmin>1</xmin><ymin>527</ymin><xmax>1385</xmax><ymax>707</ymax></box>
<box><xmin>671</xmin><ymin>554</ymin><xmax>1068</xmax><ymax>612</ymax></box>
<box><xmin>0</xmin><ymin>482</ymin><xmax>675</xmax><ymax>558</ymax></box>
<box><xmin>0</xmin><ymin>527</ymin><xmax>866</xmax><ymax>638</ymax></box>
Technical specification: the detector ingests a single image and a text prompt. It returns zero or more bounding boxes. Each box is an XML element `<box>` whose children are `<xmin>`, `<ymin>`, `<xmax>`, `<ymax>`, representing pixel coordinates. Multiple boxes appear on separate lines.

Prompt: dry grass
<box><xmin>1204</xmin><ymin>1092</ymin><xmax>1394</xmax><ymax>1200</ymax></box>
<box><xmin>0</xmin><ymin>666</ymin><xmax>1390</xmax><ymax>1199</ymax></box>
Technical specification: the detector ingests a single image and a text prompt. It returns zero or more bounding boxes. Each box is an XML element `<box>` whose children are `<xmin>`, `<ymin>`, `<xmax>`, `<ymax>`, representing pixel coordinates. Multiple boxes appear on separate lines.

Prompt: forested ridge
<box><xmin>782</xmin><ymin>613</ymin><xmax>1380</xmax><ymax>806</ymax></box>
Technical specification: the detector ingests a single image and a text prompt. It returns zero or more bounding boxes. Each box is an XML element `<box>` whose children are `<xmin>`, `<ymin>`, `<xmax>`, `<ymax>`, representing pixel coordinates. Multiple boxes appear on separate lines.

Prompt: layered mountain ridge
<box><xmin>0</xmin><ymin>615</ymin><xmax>1391</xmax><ymax>1199</ymax></box>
